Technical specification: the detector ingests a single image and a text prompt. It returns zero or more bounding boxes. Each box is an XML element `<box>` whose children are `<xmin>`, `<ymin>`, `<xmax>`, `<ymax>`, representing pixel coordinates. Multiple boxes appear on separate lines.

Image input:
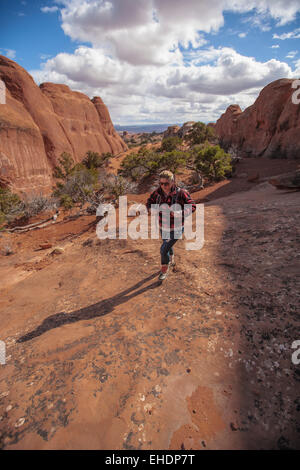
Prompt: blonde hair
<box><xmin>159</xmin><ymin>170</ymin><xmax>174</xmax><ymax>181</ymax></box>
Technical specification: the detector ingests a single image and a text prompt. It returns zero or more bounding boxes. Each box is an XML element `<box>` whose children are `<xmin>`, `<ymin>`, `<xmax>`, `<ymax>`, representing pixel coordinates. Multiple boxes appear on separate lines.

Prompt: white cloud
<box><xmin>294</xmin><ymin>59</ymin><xmax>300</xmax><ymax>73</ymax></box>
<box><xmin>254</xmin><ymin>0</ymin><xmax>300</xmax><ymax>26</ymax></box>
<box><xmin>286</xmin><ymin>50</ymin><xmax>298</xmax><ymax>59</ymax></box>
<box><xmin>31</xmin><ymin>45</ymin><xmax>296</xmax><ymax>125</ymax></box>
<box><xmin>41</xmin><ymin>6</ymin><xmax>59</xmax><ymax>13</ymax></box>
<box><xmin>30</xmin><ymin>0</ymin><xmax>300</xmax><ymax>124</ymax></box>
<box><xmin>271</xmin><ymin>45</ymin><xmax>280</xmax><ymax>48</ymax></box>
<box><xmin>57</xmin><ymin>1</ymin><xmax>300</xmax><ymax>64</ymax></box>
<box><xmin>273</xmin><ymin>28</ymin><xmax>300</xmax><ymax>40</ymax></box>
<box><xmin>238</xmin><ymin>32</ymin><xmax>247</xmax><ymax>38</ymax></box>
<box><xmin>243</xmin><ymin>11</ymin><xmax>271</xmax><ymax>32</ymax></box>
<box><xmin>1</xmin><ymin>49</ymin><xmax>16</xmax><ymax>59</ymax></box>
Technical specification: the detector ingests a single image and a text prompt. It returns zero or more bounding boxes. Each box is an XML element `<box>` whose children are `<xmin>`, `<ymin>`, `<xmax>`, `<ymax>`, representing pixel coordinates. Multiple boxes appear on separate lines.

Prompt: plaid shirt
<box><xmin>146</xmin><ymin>184</ymin><xmax>196</xmax><ymax>231</ymax></box>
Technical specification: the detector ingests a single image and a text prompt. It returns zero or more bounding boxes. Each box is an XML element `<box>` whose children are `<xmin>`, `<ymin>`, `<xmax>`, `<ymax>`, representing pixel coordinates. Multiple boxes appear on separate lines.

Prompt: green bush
<box><xmin>160</xmin><ymin>150</ymin><xmax>188</xmax><ymax>174</ymax></box>
<box><xmin>160</xmin><ymin>136</ymin><xmax>182</xmax><ymax>152</ymax></box>
<box><xmin>59</xmin><ymin>194</ymin><xmax>74</xmax><ymax>209</ymax></box>
<box><xmin>53</xmin><ymin>151</ymin><xmax>112</xmax><ymax>208</ymax></box>
<box><xmin>119</xmin><ymin>149</ymin><xmax>163</xmax><ymax>180</ymax></box>
<box><xmin>53</xmin><ymin>152</ymin><xmax>75</xmax><ymax>180</ymax></box>
<box><xmin>82</xmin><ymin>151</ymin><xmax>112</xmax><ymax>169</ymax></box>
<box><xmin>0</xmin><ymin>187</ymin><xmax>22</xmax><ymax>215</ymax></box>
<box><xmin>191</xmin><ymin>144</ymin><xmax>232</xmax><ymax>181</ymax></box>
<box><xmin>0</xmin><ymin>210</ymin><xmax>6</xmax><ymax>227</ymax></box>
<box><xmin>119</xmin><ymin>148</ymin><xmax>188</xmax><ymax>181</ymax></box>
<box><xmin>185</xmin><ymin>122</ymin><xmax>216</xmax><ymax>146</ymax></box>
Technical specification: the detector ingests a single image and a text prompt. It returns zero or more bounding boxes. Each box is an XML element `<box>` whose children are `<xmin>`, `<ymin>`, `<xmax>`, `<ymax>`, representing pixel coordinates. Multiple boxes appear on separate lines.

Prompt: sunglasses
<box><xmin>160</xmin><ymin>181</ymin><xmax>170</xmax><ymax>186</ymax></box>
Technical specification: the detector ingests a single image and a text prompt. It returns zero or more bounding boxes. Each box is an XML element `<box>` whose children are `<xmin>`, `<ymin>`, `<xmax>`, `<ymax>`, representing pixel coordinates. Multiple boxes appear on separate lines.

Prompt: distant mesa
<box><xmin>0</xmin><ymin>55</ymin><xmax>127</xmax><ymax>195</ymax></box>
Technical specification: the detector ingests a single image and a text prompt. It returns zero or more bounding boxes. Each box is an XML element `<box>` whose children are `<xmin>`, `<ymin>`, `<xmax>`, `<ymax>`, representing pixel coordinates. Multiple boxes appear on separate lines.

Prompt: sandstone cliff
<box><xmin>215</xmin><ymin>79</ymin><xmax>300</xmax><ymax>159</ymax></box>
<box><xmin>0</xmin><ymin>56</ymin><xmax>127</xmax><ymax>195</ymax></box>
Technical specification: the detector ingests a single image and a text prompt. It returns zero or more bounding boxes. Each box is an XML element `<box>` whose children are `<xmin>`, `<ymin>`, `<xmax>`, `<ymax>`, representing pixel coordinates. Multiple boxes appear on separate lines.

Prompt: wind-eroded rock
<box><xmin>0</xmin><ymin>56</ymin><xmax>127</xmax><ymax>195</ymax></box>
<box><xmin>215</xmin><ymin>79</ymin><xmax>300</xmax><ymax>159</ymax></box>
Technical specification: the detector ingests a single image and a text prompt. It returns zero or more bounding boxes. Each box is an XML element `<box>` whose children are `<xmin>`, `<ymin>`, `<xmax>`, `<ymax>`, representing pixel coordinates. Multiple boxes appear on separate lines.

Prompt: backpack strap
<box><xmin>156</xmin><ymin>192</ymin><xmax>161</xmax><ymax>206</ymax></box>
<box><xmin>156</xmin><ymin>187</ymin><xmax>181</xmax><ymax>207</ymax></box>
<box><xmin>171</xmin><ymin>187</ymin><xmax>181</xmax><ymax>206</ymax></box>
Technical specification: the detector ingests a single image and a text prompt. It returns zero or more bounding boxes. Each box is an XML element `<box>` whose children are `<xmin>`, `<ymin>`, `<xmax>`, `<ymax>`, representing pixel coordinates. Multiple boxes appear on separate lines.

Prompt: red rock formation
<box><xmin>215</xmin><ymin>79</ymin><xmax>299</xmax><ymax>159</ymax></box>
<box><xmin>214</xmin><ymin>105</ymin><xmax>242</xmax><ymax>149</ymax></box>
<box><xmin>163</xmin><ymin>125</ymin><xmax>181</xmax><ymax>138</ymax></box>
<box><xmin>178</xmin><ymin>121</ymin><xmax>196</xmax><ymax>138</ymax></box>
<box><xmin>0</xmin><ymin>88</ymin><xmax>53</xmax><ymax>194</ymax></box>
<box><xmin>0</xmin><ymin>56</ymin><xmax>127</xmax><ymax>195</ymax></box>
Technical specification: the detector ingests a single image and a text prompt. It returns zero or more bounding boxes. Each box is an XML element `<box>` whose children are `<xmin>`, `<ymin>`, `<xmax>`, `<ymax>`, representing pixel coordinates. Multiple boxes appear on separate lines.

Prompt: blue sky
<box><xmin>1</xmin><ymin>0</ymin><xmax>83</xmax><ymax>69</ymax></box>
<box><xmin>1</xmin><ymin>0</ymin><xmax>300</xmax><ymax>124</ymax></box>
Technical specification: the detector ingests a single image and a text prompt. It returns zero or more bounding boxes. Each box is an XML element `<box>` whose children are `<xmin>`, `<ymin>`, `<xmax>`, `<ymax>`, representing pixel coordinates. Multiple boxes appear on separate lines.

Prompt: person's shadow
<box><xmin>17</xmin><ymin>272</ymin><xmax>161</xmax><ymax>343</ymax></box>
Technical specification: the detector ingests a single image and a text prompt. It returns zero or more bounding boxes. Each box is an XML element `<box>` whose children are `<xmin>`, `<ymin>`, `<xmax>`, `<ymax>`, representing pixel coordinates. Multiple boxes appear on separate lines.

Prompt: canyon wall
<box><xmin>215</xmin><ymin>79</ymin><xmax>300</xmax><ymax>159</ymax></box>
<box><xmin>0</xmin><ymin>56</ymin><xmax>127</xmax><ymax>195</ymax></box>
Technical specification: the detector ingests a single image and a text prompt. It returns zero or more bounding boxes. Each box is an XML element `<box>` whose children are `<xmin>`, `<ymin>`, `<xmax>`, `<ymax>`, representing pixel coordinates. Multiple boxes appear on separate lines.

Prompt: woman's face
<box><xmin>160</xmin><ymin>178</ymin><xmax>172</xmax><ymax>194</ymax></box>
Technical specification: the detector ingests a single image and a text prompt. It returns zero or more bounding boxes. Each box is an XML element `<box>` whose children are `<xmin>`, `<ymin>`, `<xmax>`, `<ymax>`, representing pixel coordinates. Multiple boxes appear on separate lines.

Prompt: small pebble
<box><xmin>15</xmin><ymin>417</ymin><xmax>25</xmax><ymax>428</ymax></box>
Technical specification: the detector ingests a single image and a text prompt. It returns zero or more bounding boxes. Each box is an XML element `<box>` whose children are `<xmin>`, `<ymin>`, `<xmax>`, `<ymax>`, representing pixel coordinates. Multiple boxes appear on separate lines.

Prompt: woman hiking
<box><xmin>146</xmin><ymin>170</ymin><xmax>196</xmax><ymax>281</ymax></box>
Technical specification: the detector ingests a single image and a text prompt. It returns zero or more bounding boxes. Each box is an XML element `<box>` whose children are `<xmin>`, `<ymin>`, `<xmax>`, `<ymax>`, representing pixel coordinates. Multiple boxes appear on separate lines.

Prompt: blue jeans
<box><xmin>160</xmin><ymin>227</ymin><xmax>184</xmax><ymax>265</ymax></box>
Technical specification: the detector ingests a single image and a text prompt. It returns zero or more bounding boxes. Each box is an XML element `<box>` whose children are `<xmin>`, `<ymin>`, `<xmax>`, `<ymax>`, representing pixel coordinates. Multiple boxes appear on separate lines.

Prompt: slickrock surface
<box><xmin>215</xmin><ymin>79</ymin><xmax>300</xmax><ymax>159</ymax></box>
<box><xmin>0</xmin><ymin>56</ymin><xmax>127</xmax><ymax>195</ymax></box>
<box><xmin>0</xmin><ymin>180</ymin><xmax>299</xmax><ymax>449</ymax></box>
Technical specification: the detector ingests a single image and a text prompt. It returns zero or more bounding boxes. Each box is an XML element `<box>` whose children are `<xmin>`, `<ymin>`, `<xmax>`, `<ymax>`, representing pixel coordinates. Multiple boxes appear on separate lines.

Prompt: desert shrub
<box><xmin>159</xmin><ymin>150</ymin><xmax>188</xmax><ymax>174</ymax></box>
<box><xmin>53</xmin><ymin>152</ymin><xmax>75</xmax><ymax>180</ymax></box>
<box><xmin>53</xmin><ymin>167</ymin><xmax>98</xmax><ymax>207</ymax></box>
<box><xmin>160</xmin><ymin>136</ymin><xmax>182</xmax><ymax>152</ymax></box>
<box><xmin>0</xmin><ymin>187</ymin><xmax>22</xmax><ymax>215</ymax></box>
<box><xmin>21</xmin><ymin>194</ymin><xmax>58</xmax><ymax>218</ymax></box>
<box><xmin>104</xmin><ymin>175</ymin><xmax>136</xmax><ymax>200</ymax></box>
<box><xmin>119</xmin><ymin>150</ymin><xmax>163</xmax><ymax>181</ymax></box>
<box><xmin>0</xmin><ymin>211</ymin><xmax>6</xmax><ymax>227</ymax></box>
<box><xmin>82</xmin><ymin>151</ymin><xmax>112</xmax><ymax>169</ymax></box>
<box><xmin>185</xmin><ymin>122</ymin><xmax>216</xmax><ymax>146</ymax></box>
<box><xmin>119</xmin><ymin>147</ymin><xmax>188</xmax><ymax>182</ymax></box>
<box><xmin>59</xmin><ymin>194</ymin><xmax>74</xmax><ymax>209</ymax></box>
<box><xmin>191</xmin><ymin>144</ymin><xmax>232</xmax><ymax>181</ymax></box>
<box><xmin>0</xmin><ymin>188</ymin><xmax>58</xmax><ymax>225</ymax></box>
<box><xmin>85</xmin><ymin>191</ymin><xmax>105</xmax><ymax>214</ymax></box>
<box><xmin>52</xmin><ymin>150</ymin><xmax>106</xmax><ymax>208</ymax></box>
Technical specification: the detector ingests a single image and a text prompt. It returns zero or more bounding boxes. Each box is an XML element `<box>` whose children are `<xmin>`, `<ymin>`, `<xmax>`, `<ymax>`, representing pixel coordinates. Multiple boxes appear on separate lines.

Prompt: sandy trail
<box><xmin>0</xmin><ymin>178</ymin><xmax>299</xmax><ymax>449</ymax></box>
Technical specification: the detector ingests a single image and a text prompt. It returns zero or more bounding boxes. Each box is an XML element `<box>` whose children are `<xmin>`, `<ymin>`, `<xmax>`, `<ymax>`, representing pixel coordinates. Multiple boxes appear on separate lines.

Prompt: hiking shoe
<box><xmin>158</xmin><ymin>264</ymin><xmax>169</xmax><ymax>281</ymax></box>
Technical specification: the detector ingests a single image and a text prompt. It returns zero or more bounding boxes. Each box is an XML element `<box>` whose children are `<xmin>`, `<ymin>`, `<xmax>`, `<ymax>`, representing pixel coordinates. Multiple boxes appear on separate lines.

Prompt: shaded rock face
<box><xmin>163</xmin><ymin>122</ymin><xmax>196</xmax><ymax>140</ymax></box>
<box><xmin>269</xmin><ymin>169</ymin><xmax>300</xmax><ymax>189</ymax></box>
<box><xmin>163</xmin><ymin>125</ymin><xmax>181</xmax><ymax>138</ymax></box>
<box><xmin>0</xmin><ymin>56</ymin><xmax>127</xmax><ymax>195</ymax></box>
<box><xmin>215</xmin><ymin>79</ymin><xmax>300</xmax><ymax>159</ymax></box>
<box><xmin>177</xmin><ymin>121</ymin><xmax>196</xmax><ymax>138</ymax></box>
